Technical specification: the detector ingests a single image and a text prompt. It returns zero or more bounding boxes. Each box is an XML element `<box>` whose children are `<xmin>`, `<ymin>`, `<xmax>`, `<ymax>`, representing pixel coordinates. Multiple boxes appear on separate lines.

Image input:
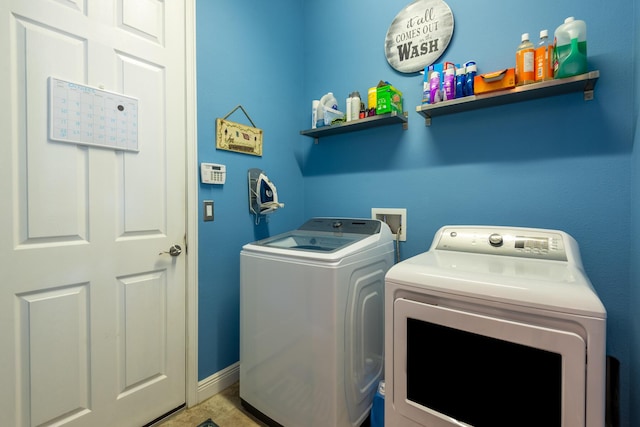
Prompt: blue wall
<box><xmin>196</xmin><ymin>0</ymin><xmax>305</xmax><ymax>377</ymax></box>
<box><xmin>197</xmin><ymin>1</ymin><xmax>638</xmax><ymax>425</ymax></box>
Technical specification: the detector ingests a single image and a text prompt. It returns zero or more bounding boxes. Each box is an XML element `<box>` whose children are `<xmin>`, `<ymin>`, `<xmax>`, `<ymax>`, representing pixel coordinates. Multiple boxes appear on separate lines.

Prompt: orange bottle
<box><xmin>535</xmin><ymin>30</ymin><xmax>553</xmax><ymax>82</ymax></box>
<box><xmin>516</xmin><ymin>33</ymin><xmax>535</xmax><ymax>85</ymax></box>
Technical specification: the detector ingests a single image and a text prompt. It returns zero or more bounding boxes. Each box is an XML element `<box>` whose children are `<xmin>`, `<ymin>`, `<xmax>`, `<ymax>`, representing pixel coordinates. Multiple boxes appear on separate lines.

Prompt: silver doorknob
<box><xmin>160</xmin><ymin>244</ymin><xmax>182</xmax><ymax>256</ymax></box>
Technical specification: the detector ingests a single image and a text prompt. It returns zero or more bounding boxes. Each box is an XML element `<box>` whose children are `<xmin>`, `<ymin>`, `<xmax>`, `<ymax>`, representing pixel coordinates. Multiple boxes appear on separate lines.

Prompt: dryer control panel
<box><xmin>433</xmin><ymin>226</ymin><xmax>571</xmax><ymax>262</ymax></box>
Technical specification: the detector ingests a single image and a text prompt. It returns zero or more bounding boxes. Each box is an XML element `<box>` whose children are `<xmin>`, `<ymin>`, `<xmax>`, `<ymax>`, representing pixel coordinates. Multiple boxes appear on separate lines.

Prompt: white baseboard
<box><xmin>195</xmin><ymin>362</ymin><xmax>240</xmax><ymax>405</ymax></box>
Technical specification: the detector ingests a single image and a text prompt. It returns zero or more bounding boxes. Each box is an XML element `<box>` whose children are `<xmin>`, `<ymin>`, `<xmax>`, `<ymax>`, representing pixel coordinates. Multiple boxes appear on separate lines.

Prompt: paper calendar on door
<box><xmin>49</xmin><ymin>77</ymin><xmax>139</xmax><ymax>152</ymax></box>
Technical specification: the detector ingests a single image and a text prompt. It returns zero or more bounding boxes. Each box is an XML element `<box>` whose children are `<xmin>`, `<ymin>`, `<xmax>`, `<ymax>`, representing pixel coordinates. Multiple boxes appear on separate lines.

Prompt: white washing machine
<box><xmin>240</xmin><ymin>218</ymin><xmax>394</xmax><ymax>427</ymax></box>
<box><xmin>385</xmin><ymin>226</ymin><xmax>607</xmax><ymax>427</ymax></box>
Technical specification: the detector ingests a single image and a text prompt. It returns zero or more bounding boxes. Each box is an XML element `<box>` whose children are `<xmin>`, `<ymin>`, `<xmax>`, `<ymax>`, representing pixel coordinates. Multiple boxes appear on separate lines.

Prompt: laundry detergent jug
<box><xmin>553</xmin><ymin>17</ymin><xmax>587</xmax><ymax>79</ymax></box>
<box><xmin>316</xmin><ymin>92</ymin><xmax>342</xmax><ymax>127</ymax></box>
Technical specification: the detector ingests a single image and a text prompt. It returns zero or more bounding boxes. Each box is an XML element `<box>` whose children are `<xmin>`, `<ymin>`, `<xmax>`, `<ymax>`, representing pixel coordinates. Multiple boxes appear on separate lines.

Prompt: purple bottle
<box><xmin>429</xmin><ymin>71</ymin><xmax>442</xmax><ymax>104</ymax></box>
<box><xmin>443</xmin><ymin>66</ymin><xmax>455</xmax><ymax>101</ymax></box>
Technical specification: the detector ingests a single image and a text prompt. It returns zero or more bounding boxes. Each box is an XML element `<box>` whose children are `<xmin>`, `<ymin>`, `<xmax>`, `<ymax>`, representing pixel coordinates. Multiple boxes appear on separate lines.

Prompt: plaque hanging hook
<box><xmin>222</xmin><ymin>105</ymin><xmax>258</xmax><ymax>128</ymax></box>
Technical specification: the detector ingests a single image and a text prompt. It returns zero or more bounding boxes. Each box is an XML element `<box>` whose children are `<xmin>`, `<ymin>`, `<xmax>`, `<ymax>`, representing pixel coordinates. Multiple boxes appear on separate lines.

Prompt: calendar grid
<box><xmin>49</xmin><ymin>77</ymin><xmax>139</xmax><ymax>152</ymax></box>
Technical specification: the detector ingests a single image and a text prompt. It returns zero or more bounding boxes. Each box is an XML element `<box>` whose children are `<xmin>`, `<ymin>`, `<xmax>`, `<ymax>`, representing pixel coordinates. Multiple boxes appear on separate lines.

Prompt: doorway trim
<box><xmin>186</xmin><ymin>0</ymin><xmax>199</xmax><ymax>408</ymax></box>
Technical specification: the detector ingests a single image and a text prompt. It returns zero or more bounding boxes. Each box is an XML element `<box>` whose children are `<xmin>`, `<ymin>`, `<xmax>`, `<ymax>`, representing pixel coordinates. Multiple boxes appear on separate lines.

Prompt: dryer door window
<box><xmin>391</xmin><ymin>298</ymin><xmax>586</xmax><ymax>427</ymax></box>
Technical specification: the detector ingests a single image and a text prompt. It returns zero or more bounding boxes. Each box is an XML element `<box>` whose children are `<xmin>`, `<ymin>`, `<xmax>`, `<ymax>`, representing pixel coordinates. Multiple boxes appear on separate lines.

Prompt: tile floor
<box><xmin>156</xmin><ymin>382</ymin><xmax>267</xmax><ymax>427</ymax></box>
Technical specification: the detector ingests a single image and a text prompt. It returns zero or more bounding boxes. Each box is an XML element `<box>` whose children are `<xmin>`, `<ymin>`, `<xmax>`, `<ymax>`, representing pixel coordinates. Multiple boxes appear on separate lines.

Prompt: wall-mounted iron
<box><xmin>248</xmin><ymin>168</ymin><xmax>284</xmax><ymax>224</ymax></box>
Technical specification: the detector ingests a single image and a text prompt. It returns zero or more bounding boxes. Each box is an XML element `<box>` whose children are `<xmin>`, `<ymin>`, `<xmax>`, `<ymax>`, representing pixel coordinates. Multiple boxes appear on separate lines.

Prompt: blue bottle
<box><xmin>455</xmin><ymin>66</ymin><xmax>466</xmax><ymax>98</ymax></box>
<box><xmin>464</xmin><ymin>61</ymin><xmax>477</xmax><ymax>96</ymax></box>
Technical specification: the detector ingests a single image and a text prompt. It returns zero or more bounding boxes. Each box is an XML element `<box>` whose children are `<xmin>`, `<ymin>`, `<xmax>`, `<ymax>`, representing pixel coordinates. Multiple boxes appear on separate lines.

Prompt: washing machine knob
<box><xmin>489</xmin><ymin>233</ymin><xmax>504</xmax><ymax>247</ymax></box>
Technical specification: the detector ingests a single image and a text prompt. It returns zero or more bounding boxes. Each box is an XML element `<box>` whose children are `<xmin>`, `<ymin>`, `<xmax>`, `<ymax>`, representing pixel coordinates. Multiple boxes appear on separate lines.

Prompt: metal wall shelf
<box><xmin>416</xmin><ymin>70</ymin><xmax>599</xmax><ymax>126</ymax></box>
<box><xmin>300</xmin><ymin>111</ymin><xmax>408</xmax><ymax>144</ymax></box>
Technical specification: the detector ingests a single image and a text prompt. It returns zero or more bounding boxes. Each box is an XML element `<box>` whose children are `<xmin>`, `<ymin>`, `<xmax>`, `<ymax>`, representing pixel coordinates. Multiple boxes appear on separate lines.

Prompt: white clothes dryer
<box><xmin>240</xmin><ymin>218</ymin><xmax>394</xmax><ymax>427</ymax></box>
<box><xmin>385</xmin><ymin>226</ymin><xmax>607</xmax><ymax>427</ymax></box>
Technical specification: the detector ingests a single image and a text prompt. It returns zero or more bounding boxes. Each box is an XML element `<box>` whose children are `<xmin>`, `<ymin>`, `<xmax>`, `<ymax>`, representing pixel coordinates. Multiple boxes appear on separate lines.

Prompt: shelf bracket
<box><xmin>314</xmin><ymin>137</ymin><xmax>319</xmax><ymax>144</ymax></box>
<box><xmin>584</xmin><ymin>90</ymin><xmax>594</xmax><ymax>101</ymax></box>
<box><xmin>424</xmin><ymin>116</ymin><xmax>432</xmax><ymax>127</ymax></box>
<box><xmin>402</xmin><ymin>112</ymin><xmax>409</xmax><ymax>130</ymax></box>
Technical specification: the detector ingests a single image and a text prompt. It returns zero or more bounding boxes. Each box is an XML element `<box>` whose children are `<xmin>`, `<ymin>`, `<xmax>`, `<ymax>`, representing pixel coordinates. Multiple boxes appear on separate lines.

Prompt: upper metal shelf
<box><xmin>300</xmin><ymin>111</ymin><xmax>408</xmax><ymax>144</ymax></box>
<box><xmin>416</xmin><ymin>70</ymin><xmax>599</xmax><ymax>126</ymax></box>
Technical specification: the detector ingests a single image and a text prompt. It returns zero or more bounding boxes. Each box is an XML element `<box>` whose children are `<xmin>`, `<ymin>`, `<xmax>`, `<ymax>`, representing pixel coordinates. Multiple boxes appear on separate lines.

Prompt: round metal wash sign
<box><xmin>385</xmin><ymin>0</ymin><xmax>455</xmax><ymax>73</ymax></box>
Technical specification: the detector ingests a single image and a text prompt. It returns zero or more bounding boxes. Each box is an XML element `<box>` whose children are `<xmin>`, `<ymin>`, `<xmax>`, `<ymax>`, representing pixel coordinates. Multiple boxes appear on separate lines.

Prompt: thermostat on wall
<box><xmin>201</xmin><ymin>163</ymin><xmax>226</xmax><ymax>184</ymax></box>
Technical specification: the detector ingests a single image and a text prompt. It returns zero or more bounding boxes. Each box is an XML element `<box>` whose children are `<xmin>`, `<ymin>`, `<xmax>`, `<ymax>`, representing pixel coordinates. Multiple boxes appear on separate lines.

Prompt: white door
<box><xmin>0</xmin><ymin>1</ymin><xmax>188</xmax><ymax>426</ymax></box>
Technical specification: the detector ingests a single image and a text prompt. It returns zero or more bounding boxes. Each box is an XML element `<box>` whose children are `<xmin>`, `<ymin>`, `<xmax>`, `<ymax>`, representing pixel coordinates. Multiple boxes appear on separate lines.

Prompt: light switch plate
<box><xmin>204</xmin><ymin>200</ymin><xmax>214</xmax><ymax>222</ymax></box>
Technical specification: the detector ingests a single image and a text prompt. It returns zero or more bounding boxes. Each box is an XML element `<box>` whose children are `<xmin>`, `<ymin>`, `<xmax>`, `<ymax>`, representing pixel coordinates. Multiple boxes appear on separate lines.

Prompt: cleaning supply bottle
<box><xmin>350</xmin><ymin>91</ymin><xmax>361</xmax><ymax>121</ymax></box>
<box><xmin>464</xmin><ymin>61</ymin><xmax>477</xmax><ymax>96</ymax></box>
<box><xmin>535</xmin><ymin>29</ymin><xmax>553</xmax><ymax>82</ymax></box>
<box><xmin>455</xmin><ymin>65</ymin><xmax>466</xmax><ymax>98</ymax></box>
<box><xmin>516</xmin><ymin>33</ymin><xmax>535</xmax><ymax>85</ymax></box>
<box><xmin>368</xmin><ymin>87</ymin><xmax>377</xmax><ymax>111</ymax></box>
<box><xmin>346</xmin><ymin>95</ymin><xmax>352</xmax><ymax>123</ymax></box>
<box><xmin>553</xmin><ymin>17</ymin><xmax>587</xmax><ymax>79</ymax></box>
<box><xmin>429</xmin><ymin>71</ymin><xmax>441</xmax><ymax>104</ymax></box>
<box><xmin>321</xmin><ymin>92</ymin><xmax>338</xmax><ymax>110</ymax></box>
<box><xmin>317</xmin><ymin>92</ymin><xmax>339</xmax><ymax>126</ymax></box>
<box><xmin>443</xmin><ymin>66</ymin><xmax>455</xmax><ymax>101</ymax></box>
<box><xmin>311</xmin><ymin>100</ymin><xmax>319</xmax><ymax>129</ymax></box>
<box><xmin>546</xmin><ymin>30</ymin><xmax>555</xmax><ymax>80</ymax></box>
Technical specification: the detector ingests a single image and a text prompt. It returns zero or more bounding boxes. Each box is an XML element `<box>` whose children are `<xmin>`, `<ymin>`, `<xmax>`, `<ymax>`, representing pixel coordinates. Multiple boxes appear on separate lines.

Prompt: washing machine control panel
<box><xmin>434</xmin><ymin>226</ymin><xmax>569</xmax><ymax>261</ymax></box>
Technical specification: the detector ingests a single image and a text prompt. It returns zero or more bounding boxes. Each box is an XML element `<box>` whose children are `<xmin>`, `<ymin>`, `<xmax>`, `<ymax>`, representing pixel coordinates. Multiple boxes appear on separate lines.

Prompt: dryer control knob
<box><xmin>489</xmin><ymin>233</ymin><xmax>504</xmax><ymax>247</ymax></box>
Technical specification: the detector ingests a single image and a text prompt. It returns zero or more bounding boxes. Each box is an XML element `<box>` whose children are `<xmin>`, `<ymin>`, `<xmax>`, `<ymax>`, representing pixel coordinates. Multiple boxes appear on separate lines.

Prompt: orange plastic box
<box><xmin>473</xmin><ymin>68</ymin><xmax>516</xmax><ymax>95</ymax></box>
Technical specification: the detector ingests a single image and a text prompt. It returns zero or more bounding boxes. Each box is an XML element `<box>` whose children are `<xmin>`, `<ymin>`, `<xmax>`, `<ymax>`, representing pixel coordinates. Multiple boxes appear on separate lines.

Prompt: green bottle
<box><xmin>553</xmin><ymin>17</ymin><xmax>587</xmax><ymax>79</ymax></box>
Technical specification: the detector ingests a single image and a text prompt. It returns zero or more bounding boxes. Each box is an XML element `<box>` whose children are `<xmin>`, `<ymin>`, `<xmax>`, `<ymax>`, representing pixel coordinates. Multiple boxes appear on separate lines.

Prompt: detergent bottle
<box><xmin>443</xmin><ymin>66</ymin><xmax>456</xmax><ymax>101</ymax></box>
<box><xmin>516</xmin><ymin>33</ymin><xmax>535</xmax><ymax>85</ymax></box>
<box><xmin>429</xmin><ymin>71</ymin><xmax>441</xmax><ymax>104</ymax></box>
<box><xmin>464</xmin><ymin>61</ymin><xmax>477</xmax><ymax>96</ymax></box>
<box><xmin>311</xmin><ymin>100</ymin><xmax>319</xmax><ymax>129</ymax></box>
<box><xmin>535</xmin><ymin>29</ymin><xmax>553</xmax><ymax>82</ymax></box>
<box><xmin>553</xmin><ymin>17</ymin><xmax>587</xmax><ymax>79</ymax></box>
<box><xmin>316</xmin><ymin>92</ymin><xmax>340</xmax><ymax>127</ymax></box>
<box><xmin>350</xmin><ymin>92</ymin><xmax>361</xmax><ymax>121</ymax></box>
<box><xmin>455</xmin><ymin>65</ymin><xmax>466</xmax><ymax>98</ymax></box>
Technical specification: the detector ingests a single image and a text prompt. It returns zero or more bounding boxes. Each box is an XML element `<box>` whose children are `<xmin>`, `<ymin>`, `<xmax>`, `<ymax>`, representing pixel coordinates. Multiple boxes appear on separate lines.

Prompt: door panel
<box><xmin>118</xmin><ymin>271</ymin><xmax>167</xmax><ymax>393</ymax></box>
<box><xmin>1</xmin><ymin>1</ymin><xmax>187</xmax><ymax>426</ymax></box>
<box><xmin>17</xmin><ymin>16</ymin><xmax>89</xmax><ymax>244</ymax></box>
<box><xmin>119</xmin><ymin>55</ymin><xmax>166</xmax><ymax>235</ymax></box>
<box><xmin>17</xmin><ymin>284</ymin><xmax>91</xmax><ymax>426</ymax></box>
<box><xmin>121</xmin><ymin>0</ymin><xmax>165</xmax><ymax>44</ymax></box>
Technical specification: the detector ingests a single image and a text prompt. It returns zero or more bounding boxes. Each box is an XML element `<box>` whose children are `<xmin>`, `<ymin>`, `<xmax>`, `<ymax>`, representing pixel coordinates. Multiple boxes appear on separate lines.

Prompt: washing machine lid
<box><xmin>242</xmin><ymin>218</ymin><xmax>392</xmax><ymax>261</ymax></box>
<box><xmin>386</xmin><ymin>226</ymin><xmax>606</xmax><ymax>318</ymax></box>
